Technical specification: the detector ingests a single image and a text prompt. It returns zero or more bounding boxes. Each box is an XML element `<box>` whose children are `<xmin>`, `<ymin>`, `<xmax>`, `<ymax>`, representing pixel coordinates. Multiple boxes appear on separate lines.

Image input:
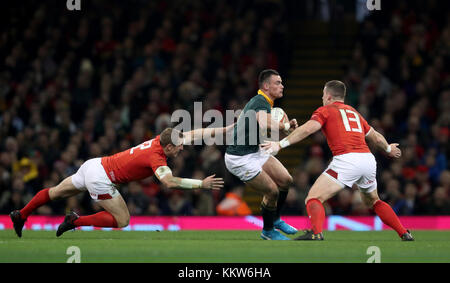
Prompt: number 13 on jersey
<box><xmin>339</xmin><ymin>109</ymin><xmax>363</xmax><ymax>133</ymax></box>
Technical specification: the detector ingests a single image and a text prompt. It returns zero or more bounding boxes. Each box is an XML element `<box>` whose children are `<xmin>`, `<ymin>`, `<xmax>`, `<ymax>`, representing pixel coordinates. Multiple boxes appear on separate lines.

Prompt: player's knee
<box><xmin>48</xmin><ymin>187</ymin><xmax>59</xmax><ymax>200</ymax></box>
<box><xmin>361</xmin><ymin>191</ymin><xmax>380</xmax><ymax>208</ymax></box>
<box><xmin>364</xmin><ymin>196</ymin><xmax>379</xmax><ymax>208</ymax></box>
<box><xmin>288</xmin><ymin>174</ymin><xmax>293</xmax><ymax>185</ymax></box>
<box><xmin>48</xmin><ymin>185</ymin><xmax>68</xmax><ymax>200</ymax></box>
<box><xmin>305</xmin><ymin>196</ymin><xmax>311</xmax><ymax>205</ymax></box>
<box><xmin>116</xmin><ymin>214</ymin><xmax>130</xmax><ymax>228</ymax></box>
<box><xmin>305</xmin><ymin>195</ymin><xmax>323</xmax><ymax>205</ymax></box>
<box><xmin>116</xmin><ymin>218</ymin><xmax>129</xmax><ymax>228</ymax></box>
<box><xmin>266</xmin><ymin>186</ymin><xmax>279</xmax><ymax>202</ymax></box>
<box><xmin>279</xmin><ymin>174</ymin><xmax>293</xmax><ymax>189</ymax></box>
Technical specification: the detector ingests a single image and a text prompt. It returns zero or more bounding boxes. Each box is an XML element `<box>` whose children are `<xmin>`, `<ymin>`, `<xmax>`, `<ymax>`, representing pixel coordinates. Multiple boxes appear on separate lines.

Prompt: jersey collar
<box><xmin>331</xmin><ymin>101</ymin><xmax>345</xmax><ymax>106</ymax></box>
<box><xmin>257</xmin><ymin>89</ymin><xmax>274</xmax><ymax>108</ymax></box>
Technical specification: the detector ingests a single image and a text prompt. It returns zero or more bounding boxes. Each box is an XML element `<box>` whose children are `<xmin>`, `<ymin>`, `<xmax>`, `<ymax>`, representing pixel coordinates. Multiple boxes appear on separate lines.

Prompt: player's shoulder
<box><xmin>149</xmin><ymin>136</ymin><xmax>167</xmax><ymax>158</ymax></box>
<box><xmin>339</xmin><ymin>103</ymin><xmax>365</xmax><ymax>117</ymax></box>
<box><xmin>248</xmin><ymin>94</ymin><xmax>266</xmax><ymax>104</ymax></box>
<box><xmin>323</xmin><ymin>101</ymin><xmax>355</xmax><ymax>112</ymax></box>
<box><xmin>245</xmin><ymin>95</ymin><xmax>270</xmax><ymax>112</ymax></box>
<box><xmin>314</xmin><ymin>104</ymin><xmax>327</xmax><ymax>111</ymax></box>
<box><xmin>312</xmin><ymin>104</ymin><xmax>329</xmax><ymax>114</ymax></box>
<box><xmin>152</xmin><ymin>135</ymin><xmax>164</xmax><ymax>150</ymax></box>
<box><xmin>141</xmin><ymin>135</ymin><xmax>163</xmax><ymax>152</ymax></box>
<box><xmin>340</xmin><ymin>102</ymin><xmax>357</xmax><ymax>110</ymax></box>
<box><xmin>312</xmin><ymin>102</ymin><xmax>352</xmax><ymax>118</ymax></box>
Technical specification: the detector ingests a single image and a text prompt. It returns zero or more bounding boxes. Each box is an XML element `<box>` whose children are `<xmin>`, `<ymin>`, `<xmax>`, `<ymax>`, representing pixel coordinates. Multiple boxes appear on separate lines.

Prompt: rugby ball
<box><xmin>271</xmin><ymin>107</ymin><xmax>288</xmax><ymax>124</ymax></box>
<box><xmin>271</xmin><ymin>107</ymin><xmax>290</xmax><ymax>133</ymax></box>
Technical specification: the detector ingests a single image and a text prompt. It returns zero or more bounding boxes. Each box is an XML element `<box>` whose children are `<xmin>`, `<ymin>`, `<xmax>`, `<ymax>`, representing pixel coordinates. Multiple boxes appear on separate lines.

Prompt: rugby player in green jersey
<box><xmin>225</xmin><ymin>69</ymin><xmax>298</xmax><ymax>240</ymax></box>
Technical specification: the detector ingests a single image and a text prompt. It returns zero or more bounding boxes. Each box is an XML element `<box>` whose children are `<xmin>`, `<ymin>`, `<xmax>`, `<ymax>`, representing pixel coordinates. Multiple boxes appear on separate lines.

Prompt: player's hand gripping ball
<box><xmin>271</xmin><ymin>107</ymin><xmax>290</xmax><ymax>134</ymax></box>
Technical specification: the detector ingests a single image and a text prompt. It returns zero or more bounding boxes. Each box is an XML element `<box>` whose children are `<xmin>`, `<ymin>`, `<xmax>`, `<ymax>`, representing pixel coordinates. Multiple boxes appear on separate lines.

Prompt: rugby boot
<box><xmin>260</xmin><ymin>228</ymin><xmax>290</xmax><ymax>240</ymax></box>
<box><xmin>401</xmin><ymin>230</ymin><xmax>414</xmax><ymax>241</ymax></box>
<box><xmin>274</xmin><ymin>218</ymin><xmax>298</xmax><ymax>235</ymax></box>
<box><xmin>56</xmin><ymin>211</ymin><xmax>79</xmax><ymax>237</ymax></box>
<box><xmin>10</xmin><ymin>210</ymin><xmax>25</xmax><ymax>238</ymax></box>
<box><xmin>293</xmin><ymin>229</ymin><xmax>324</xmax><ymax>241</ymax></box>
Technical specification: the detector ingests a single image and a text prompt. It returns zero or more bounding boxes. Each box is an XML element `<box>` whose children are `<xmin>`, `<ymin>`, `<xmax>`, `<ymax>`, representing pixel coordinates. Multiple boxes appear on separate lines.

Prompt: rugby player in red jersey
<box><xmin>10</xmin><ymin>127</ymin><xmax>228</xmax><ymax>237</ymax></box>
<box><xmin>261</xmin><ymin>80</ymin><xmax>414</xmax><ymax>241</ymax></box>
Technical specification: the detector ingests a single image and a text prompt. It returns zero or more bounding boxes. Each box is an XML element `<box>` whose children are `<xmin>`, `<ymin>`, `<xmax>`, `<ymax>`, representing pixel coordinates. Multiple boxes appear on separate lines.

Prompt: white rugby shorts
<box><xmin>323</xmin><ymin>152</ymin><xmax>377</xmax><ymax>193</ymax></box>
<box><xmin>71</xmin><ymin>158</ymin><xmax>120</xmax><ymax>201</ymax></box>
<box><xmin>225</xmin><ymin>148</ymin><xmax>271</xmax><ymax>182</ymax></box>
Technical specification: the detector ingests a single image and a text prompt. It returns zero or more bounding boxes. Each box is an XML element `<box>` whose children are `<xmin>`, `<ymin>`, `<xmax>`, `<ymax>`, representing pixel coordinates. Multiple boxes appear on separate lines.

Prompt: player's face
<box><xmin>267</xmin><ymin>75</ymin><xmax>284</xmax><ymax>99</ymax></box>
<box><xmin>166</xmin><ymin>143</ymin><xmax>184</xmax><ymax>157</ymax></box>
<box><xmin>173</xmin><ymin>144</ymin><xmax>183</xmax><ymax>157</ymax></box>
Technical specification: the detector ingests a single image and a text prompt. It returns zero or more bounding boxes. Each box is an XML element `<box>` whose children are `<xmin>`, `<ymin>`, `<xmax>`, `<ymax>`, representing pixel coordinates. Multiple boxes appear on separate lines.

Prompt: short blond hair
<box><xmin>160</xmin><ymin>128</ymin><xmax>183</xmax><ymax>146</ymax></box>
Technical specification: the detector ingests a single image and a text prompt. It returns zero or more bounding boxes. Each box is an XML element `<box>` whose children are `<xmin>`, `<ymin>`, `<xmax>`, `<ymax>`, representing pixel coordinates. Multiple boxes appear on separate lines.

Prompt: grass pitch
<box><xmin>0</xmin><ymin>230</ymin><xmax>449</xmax><ymax>263</ymax></box>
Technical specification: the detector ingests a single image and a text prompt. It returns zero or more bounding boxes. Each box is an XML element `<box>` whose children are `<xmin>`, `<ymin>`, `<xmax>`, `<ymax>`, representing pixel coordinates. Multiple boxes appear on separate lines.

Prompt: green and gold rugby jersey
<box><xmin>226</xmin><ymin>90</ymin><xmax>273</xmax><ymax>156</ymax></box>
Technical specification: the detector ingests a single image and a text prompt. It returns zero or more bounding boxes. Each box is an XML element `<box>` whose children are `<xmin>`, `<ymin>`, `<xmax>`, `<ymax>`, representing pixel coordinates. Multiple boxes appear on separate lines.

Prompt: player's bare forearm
<box><xmin>184</xmin><ymin>125</ymin><xmax>234</xmax><ymax>144</ymax></box>
<box><xmin>224</xmin><ymin>123</ymin><xmax>235</xmax><ymax>135</ymax></box>
<box><xmin>183</xmin><ymin>128</ymin><xmax>206</xmax><ymax>144</ymax></box>
<box><xmin>366</xmin><ymin>129</ymin><xmax>401</xmax><ymax>158</ymax></box>
<box><xmin>366</xmin><ymin>129</ymin><xmax>388</xmax><ymax>151</ymax></box>
<box><xmin>285</xmin><ymin>125</ymin><xmax>308</xmax><ymax>145</ymax></box>
<box><xmin>375</xmin><ymin>131</ymin><xmax>390</xmax><ymax>151</ymax></box>
<box><xmin>160</xmin><ymin>174</ymin><xmax>223</xmax><ymax>190</ymax></box>
<box><xmin>285</xmin><ymin>120</ymin><xmax>321</xmax><ymax>145</ymax></box>
<box><xmin>260</xmin><ymin>119</ymin><xmax>321</xmax><ymax>155</ymax></box>
<box><xmin>161</xmin><ymin>175</ymin><xmax>203</xmax><ymax>190</ymax></box>
<box><xmin>256</xmin><ymin>111</ymin><xmax>290</xmax><ymax>134</ymax></box>
<box><xmin>170</xmin><ymin>177</ymin><xmax>202</xmax><ymax>189</ymax></box>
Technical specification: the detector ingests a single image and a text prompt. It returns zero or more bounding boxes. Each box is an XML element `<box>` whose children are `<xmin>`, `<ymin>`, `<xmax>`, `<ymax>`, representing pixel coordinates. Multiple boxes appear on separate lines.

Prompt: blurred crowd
<box><xmin>283</xmin><ymin>0</ymin><xmax>450</xmax><ymax>217</ymax></box>
<box><xmin>0</xmin><ymin>0</ymin><xmax>448</xmax><ymax>218</ymax></box>
<box><xmin>340</xmin><ymin>0</ymin><xmax>450</xmax><ymax>216</ymax></box>
<box><xmin>0</xmin><ymin>0</ymin><xmax>288</xmax><ymax>217</ymax></box>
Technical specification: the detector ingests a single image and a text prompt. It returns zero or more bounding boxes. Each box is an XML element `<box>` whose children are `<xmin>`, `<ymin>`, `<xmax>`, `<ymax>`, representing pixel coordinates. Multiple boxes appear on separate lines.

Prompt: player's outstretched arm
<box><xmin>283</xmin><ymin>119</ymin><xmax>321</xmax><ymax>146</ymax></box>
<box><xmin>183</xmin><ymin>124</ymin><xmax>234</xmax><ymax>145</ymax></box>
<box><xmin>365</xmin><ymin>128</ymin><xmax>401</xmax><ymax>158</ymax></box>
<box><xmin>155</xmin><ymin>166</ymin><xmax>224</xmax><ymax>190</ymax></box>
<box><xmin>260</xmin><ymin>119</ymin><xmax>321</xmax><ymax>155</ymax></box>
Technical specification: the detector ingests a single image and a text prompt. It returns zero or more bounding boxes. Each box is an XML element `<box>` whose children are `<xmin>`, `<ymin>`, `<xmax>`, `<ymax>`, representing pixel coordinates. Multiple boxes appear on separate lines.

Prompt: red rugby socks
<box><xmin>19</xmin><ymin>188</ymin><xmax>119</xmax><ymax>229</ymax></box>
<box><xmin>20</xmin><ymin>188</ymin><xmax>51</xmax><ymax>220</ymax></box>
<box><xmin>306</xmin><ymin>198</ymin><xmax>325</xmax><ymax>234</ymax></box>
<box><xmin>373</xmin><ymin>200</ymin><xmax>407</xmax><ymax>237</ymax></box>
<box><xmin>73</xmin><ymin>211</ymin><xmax>118</xmax><ymax>228</ymax></box>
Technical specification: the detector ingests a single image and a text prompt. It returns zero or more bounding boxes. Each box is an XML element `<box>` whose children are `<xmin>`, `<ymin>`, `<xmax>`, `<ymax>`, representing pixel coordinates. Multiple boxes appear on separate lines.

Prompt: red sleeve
<box><xmin>149</xmin><ymin>151</ymin><xmax>168</xmax><ymax>173</ymax></box>
<box><xmin>310</xmin><ymin>106</ymin><xmax>328</xmax><ymax>126</ymax></box>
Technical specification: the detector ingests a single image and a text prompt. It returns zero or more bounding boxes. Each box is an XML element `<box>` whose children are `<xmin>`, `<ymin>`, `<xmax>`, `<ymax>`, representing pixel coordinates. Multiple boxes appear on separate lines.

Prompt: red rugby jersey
<box><xmin>101</xmin><ymin>136</ymin><xmax>167</xmax><ymax>184</ymax></box>
<box><xmin>310</xmin><ymin>101</ymin><xmax>372</xmax><ymax>156</ymax></box>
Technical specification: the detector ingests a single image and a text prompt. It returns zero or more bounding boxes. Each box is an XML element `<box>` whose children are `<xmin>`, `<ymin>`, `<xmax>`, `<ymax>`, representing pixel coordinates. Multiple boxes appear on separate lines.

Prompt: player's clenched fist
<box><xmin>387</xmin><ymin>143</ymin><xmax>401</xmax><ymax>159</ymax></box>
<box><xmin>202</xmin><ymin>174</ymin><xmax>224</xmax><ymax>190</ymax></box>
<box><xmin>289</xmin><ymin>119</ymin><xmax>298</xmax><ymax>130</ymax></box>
